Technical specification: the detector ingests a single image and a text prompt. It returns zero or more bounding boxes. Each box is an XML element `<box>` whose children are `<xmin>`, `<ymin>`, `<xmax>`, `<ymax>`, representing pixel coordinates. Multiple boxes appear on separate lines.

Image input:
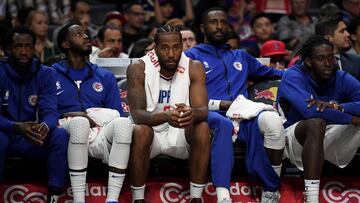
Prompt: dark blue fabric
<box><xmin>238</xmin><ymin>116</ymin><xmax>280</xmax><ymax>192</ymax></box>
<box><xmin>277</xmin><ymin>63</ymin><xmax>360</xmax><ymax>128</ymax></box>
<box><xmin>0</xmin><ymin>59</ymin><xmax>58</xmax><ymax>131</ymax></box>
<box><xmin>53</xmin><ymin>60</ymin><xmax>123</xmax><ymax>116</ymax></box>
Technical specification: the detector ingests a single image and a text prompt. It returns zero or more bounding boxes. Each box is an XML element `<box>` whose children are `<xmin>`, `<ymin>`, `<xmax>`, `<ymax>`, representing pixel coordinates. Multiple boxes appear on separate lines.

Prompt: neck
<box><xmin>333</xmin><ymin>46</ymin><xmax>340</xmax><ymax>55</ymax></box>
<box><xmin>10</xmin><ymin>58</ymin><xmax>31</xmax><ymax>74</ymax></box>
<box><xmin>159</xmin><ymin>68</ymin><xmax>176</xmax><ymax>78</ymax></box>
<box><xmin>66</xmin><ymin>52</ymin><xmax>87</xmax><ymax>69</ymax></box>
<box><xmin>125</xmin><ymin>26</ymin><xmax>139</xmax><ymax>35</ymax></box>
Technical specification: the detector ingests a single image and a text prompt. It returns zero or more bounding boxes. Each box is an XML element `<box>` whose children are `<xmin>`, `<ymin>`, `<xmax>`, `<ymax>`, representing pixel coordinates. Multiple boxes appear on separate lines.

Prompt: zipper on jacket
<box><xmin>215</xmin><ymin>48</ymin><xmax>232</xmax><ymax>99</ymax></box>
<box><xmin>17</xmin><ymin>83</ymin><xmax>23</xmax><ymax>121</ymax></box>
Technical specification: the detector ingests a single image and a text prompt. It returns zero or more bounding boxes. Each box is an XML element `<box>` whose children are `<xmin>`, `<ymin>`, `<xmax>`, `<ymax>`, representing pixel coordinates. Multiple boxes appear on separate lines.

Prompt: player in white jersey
<box><xmin>126</xmin><ymin>24</ymin><xmax>210</xmax><ymax>203</ymax></box>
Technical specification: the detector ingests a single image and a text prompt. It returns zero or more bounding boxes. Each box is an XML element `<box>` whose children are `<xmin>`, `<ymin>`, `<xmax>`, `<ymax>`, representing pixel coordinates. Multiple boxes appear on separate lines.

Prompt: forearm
<box><xmin>131</xmin><ymin>110</ymin><xmax>169</xmax><ymax>126</ymax></box>
<box><xmin>0</xmin><ymin>115</ymin><xmax>15</xmax><ymax>133</ymax></box>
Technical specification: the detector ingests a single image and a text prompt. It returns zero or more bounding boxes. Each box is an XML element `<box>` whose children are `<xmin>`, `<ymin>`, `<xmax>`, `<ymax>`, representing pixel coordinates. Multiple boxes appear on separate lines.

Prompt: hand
<box><xmin>31</xmin><ymin>123</ymin><xmax>49</xmax><ymax>142</ymax></box>
<box><xmin>175</xmin><ymin>103</ymin><xmax>194</xmax><ymax>128</ymax></box>
<box><xmin>97</xmin><ymin>47</ymin><xmax>117</xmax><ymax>58</ymax></box>
<box><xmin>167</xmin><ymin>108</ymin><xmax>181</xmax><ymax>128</ymax></box>
<box><xmin>13</xmin><ymin>122</ymin><xmax>43</xmax><ymax>145</ymax></box>
<box><xmin>306</xmin><ymin>98</ymin><xmax>333</xmax><ymax>112</ymax></box>
<box><xmin>352</xmin><ymin>116</ymin><xmax>360</xmax><ymax>126</ymax></box>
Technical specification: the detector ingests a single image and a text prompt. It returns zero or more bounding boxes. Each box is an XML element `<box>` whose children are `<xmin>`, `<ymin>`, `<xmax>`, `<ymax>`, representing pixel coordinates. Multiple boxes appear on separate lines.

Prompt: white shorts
<box><xmin>150</xmin><ymin>128</ymin><xmax>190</xmax><ymax>159</ymax></box>
<box><xmin>284</xmin><ymin>122</ymin><xmax>360</xmax><ymax>170</ymax></box>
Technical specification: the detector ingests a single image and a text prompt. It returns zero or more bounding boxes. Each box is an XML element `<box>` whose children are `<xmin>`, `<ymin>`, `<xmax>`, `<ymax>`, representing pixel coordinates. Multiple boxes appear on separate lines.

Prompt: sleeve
<box><xmin>38</xmin><ymin>68</ymin><xmax>58</xmax><ymax>131</ymax></box>
<box><xmin>0</xmin><ymin>69</ymin><xmax>15</xmax><ymax>132</ymax></box>
<box><xmin>185</xmin><ymin>49</ymin><xmax>196</xmax><ymax>60</ymax></box>
<box><xmin>339</xmin><ymin>73</ymin><xmax>360</xmax><ymax>116</ymax></box>
<box><xmin>245</xmin><ymin>51</ymin><xmax>284</xmax><ymax>80</ymax></box>
<box><xmin>279</xmin><ymin>71</ymin><xmax>353</xmax><ymax>124</ymax></box>
<box><xmin>104</xmin><ymin>72</ymin><xmax>124</xmax><ymax>117</ymax></box>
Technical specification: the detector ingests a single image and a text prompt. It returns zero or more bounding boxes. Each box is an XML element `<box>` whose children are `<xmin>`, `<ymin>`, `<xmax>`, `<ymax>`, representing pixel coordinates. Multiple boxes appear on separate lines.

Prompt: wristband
<box><xmin>208</xmin><ymin>99</ymin><xmax>221</xmax><ymax>110</ymax></box>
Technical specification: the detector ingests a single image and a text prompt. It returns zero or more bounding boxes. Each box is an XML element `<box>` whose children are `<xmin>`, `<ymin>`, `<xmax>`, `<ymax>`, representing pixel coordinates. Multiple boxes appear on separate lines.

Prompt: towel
<box><xmin>226</xmin><ymin>94</ymin><xmax>275</xmax><ymax>142</ymax></box>
<box><xmin>141</xmin><ymin>49</ymin><xmax>190</xmax><ymax>146</ymax></box>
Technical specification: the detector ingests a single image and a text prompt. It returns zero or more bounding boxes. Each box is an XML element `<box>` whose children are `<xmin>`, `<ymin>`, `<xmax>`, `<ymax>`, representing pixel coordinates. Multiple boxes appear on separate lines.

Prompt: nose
<box><xmin>345</xmin><ymin>30</ymin><xmax>350</xmax><ymax>37</ymax></box>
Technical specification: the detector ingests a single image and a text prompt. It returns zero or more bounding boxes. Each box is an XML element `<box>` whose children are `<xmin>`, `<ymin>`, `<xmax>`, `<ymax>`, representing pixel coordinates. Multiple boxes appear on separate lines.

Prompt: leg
<box><xmin>129</xmin><ymin>124</ymin><xmax>154</xmax><ymax>202</ymax></box>
<box><xmin>257</xmin><ymin>111</ymin><xmax>285</xmax><ymax>203</ymax></box>
<box><xmin>185</xmin><ymin>121</ymin><xmax>211</xmax><ymax>202</ymax></box>
<box><xmin>207</xmin><ymin>112</ymin><xmax>234</xmax><ymax>202</ymax></box>
<box><xmin>294</xmin><ymin>118</ymin><xmax>326</xmax><ymax>203</ymax></box>
<box><xmin>258</xmin><ymin>111</ymin><xmax>285</xmax><ymax>168</ymax></box>
<box><xmin>45</xmin><ymin>128</ymin><xmax>69</xmax><ymax>202</ymax></box>
<box><xmin>0</xmin><ymin>131</ymin><xmax>10</xmax><ymax>181</ymax></box>
<box><xmin>67</xmin><ymin>117</ymin><xmax>90</xmax><ymax>203</ymax></box>
<box><xmin>105</xmin><ymin>117</ymin><xmax>133</xmax><ymax>202</ymax></box>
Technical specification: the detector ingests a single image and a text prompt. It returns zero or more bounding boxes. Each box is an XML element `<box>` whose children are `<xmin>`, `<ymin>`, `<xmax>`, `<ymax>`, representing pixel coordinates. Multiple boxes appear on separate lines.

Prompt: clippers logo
<box><xmin>322</xmin><ymin>181</ymin><xmax>360</xmax><ymax>203</ymax></box>
<box><xmin>4</xmin><ymin>185</ymin><xmax>47</xmax><ymax>203</ymax></box>
<box><xmin>28</xmin><ymin>95</ymin><xmax>38</xmax><ymax>106</ymax></box>
<box><xmin>254</xmin><ymin>87</ymin><xmax>278</xmax><ymax>101</ymax></box>
<box><xmin>92</xmin><ymin>82</ymin><xmax>103</xmax><ymax>92</ymax></box>
<box><xmin>56</xmin><ymin>81</ymin><xmax>61</xmax><ymax>90</ymax></box>
<box><xmin>148</xmin><ymin>51</ymin><xmax>160</xmax><ymax>68</ymax></box>
<box><xmin>203</xmin><ymin>61</ymin><xmax>210</xmax><ymax>69</ymax></box>
<box><xmin>233</xmin><ymin>62</ymin><xmax>242</xmax><ymax>71</ymax></box>
<box><xmin>160</xmin><ymin>183</ymin><xmax>191</xmax><ymax>203</ymax></box>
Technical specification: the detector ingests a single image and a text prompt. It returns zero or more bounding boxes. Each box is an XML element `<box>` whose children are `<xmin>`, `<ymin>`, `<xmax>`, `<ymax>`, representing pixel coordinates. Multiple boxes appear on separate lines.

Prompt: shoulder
<box><xmin>127</xmin><ymin>59</ymin><xmax>145</xmax><ymax>74</ymax></box>
<box><xmin>282</xmin><ymin>65</ymin><xmax>304</xmax><ymax>80</ymax></box>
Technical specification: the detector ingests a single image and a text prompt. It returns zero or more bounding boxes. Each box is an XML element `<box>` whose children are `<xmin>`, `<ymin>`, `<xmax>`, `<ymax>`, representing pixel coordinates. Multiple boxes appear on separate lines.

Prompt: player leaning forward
<box><xmin>127</xmin><ymin>25</ymin><xmax>211</xmax><ymax>203</ymax></box>
<box><xmin>54</xmin><ymin>22</ymin><xmax>133</xmax><ymax>203</ymax></box>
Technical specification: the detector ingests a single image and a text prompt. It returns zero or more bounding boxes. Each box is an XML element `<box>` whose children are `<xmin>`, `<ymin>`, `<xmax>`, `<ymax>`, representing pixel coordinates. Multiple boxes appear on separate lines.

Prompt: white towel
<box><xmin>226</xmin><ymin>95</ymin><xmax>275</xmax><ymax>142</ymax></box>
<box><xmin>142</xmin><ymin>50</ymin><xmax>190</xmax><ymax>146</ymax></box>
<box><xmin>86</xmin><ymin>107</ymin><xmax>120</xmax><ymax>126</ymax></box>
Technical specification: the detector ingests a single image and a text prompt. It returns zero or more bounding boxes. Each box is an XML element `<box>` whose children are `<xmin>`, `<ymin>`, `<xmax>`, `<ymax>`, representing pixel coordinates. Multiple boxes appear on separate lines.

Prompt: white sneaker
<box><xmin>261</xmin><ymin>190</ymin><xmax>280</xmax><ymax>203</ymax></box>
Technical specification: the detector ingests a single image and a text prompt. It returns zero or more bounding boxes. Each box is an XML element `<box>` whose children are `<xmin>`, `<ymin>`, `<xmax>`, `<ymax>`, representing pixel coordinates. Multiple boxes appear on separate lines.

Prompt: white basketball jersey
<box><xmin>153</xmin><ymin>75</ymin><xmax>173</xmax><ymax>131</ymax></box>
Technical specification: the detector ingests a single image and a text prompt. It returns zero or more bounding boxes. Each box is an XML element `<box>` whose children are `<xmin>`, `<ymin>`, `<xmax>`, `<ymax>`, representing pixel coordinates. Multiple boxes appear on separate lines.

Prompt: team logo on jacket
<box><xmin>233</xmin><ymin>62</ymin><xmax>242</xmax><ymax>71</ymax></box>
<box><xmin>28</xmin><ymin>94</ymin><xmax>38</xmax><ymax>106</ymax></box>
<box><xmin>56</xmin><ymin>81</ymin><xmax>61</xmax><ymax>90</ymax></box>
<box><xmin>92</xmin><ymin>82</ymin><xmax>104</xmax><ymax>92</ymax></box>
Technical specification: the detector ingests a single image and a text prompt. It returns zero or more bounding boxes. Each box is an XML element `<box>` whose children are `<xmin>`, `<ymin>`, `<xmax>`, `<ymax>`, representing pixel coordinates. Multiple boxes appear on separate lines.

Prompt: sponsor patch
<box><xmin>92</xmin><ymin>82</ymin><xmax>103</xmax><ymax>92</ymax></box>
<box><xmin>28</xmin><ymin>95</ymin><xmax>38</xmax><ymax>106</ymax></box>
<box><xmin>233</xmin><ymin>62</ymin><xmax>242</xmax><ymax>71</ymax></box>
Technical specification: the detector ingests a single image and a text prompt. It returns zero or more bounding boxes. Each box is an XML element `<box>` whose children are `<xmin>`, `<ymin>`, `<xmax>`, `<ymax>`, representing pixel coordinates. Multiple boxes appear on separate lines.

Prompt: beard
<box><xmin>205</xmin><ymin>30</ymin><xmax>227</xmax><ymax>46</ymax></box>
<box><xmin>69</xmin><ymin>41</ymin><xmax>92</xmax><ymax>56</ymax></box>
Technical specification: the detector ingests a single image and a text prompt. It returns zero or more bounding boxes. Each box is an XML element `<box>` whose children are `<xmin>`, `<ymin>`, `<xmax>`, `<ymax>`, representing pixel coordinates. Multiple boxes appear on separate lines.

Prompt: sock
<box><xmin>216</xmin><ymin>187</ymin><xmax>231</xmax><ymax>202</ymax></box>
<box><xmin>304</xmin><ymin>179</ymin><xmax>320</xmax><ymax>203</ymax></box>
<box><xmin>69</xmin><ymin>171</ymin><xmax>87</xmax><ymax>202</ymax></box>
<box><xmin>190</xmin><ymin>182</ymin><xmax>205</xmax><ymax>200</ymax></box>
<box><xmin>272</xmin><ymin>164</ymin><xmax>282</xmax><ymax>177</ymax></box>
<box><xmin>131</xmin><ymin>185</ymin><xmax>145</xmax><ymax>201</ymax></box>
<box><xmin>106</xmin><ymin>172</ymin><xmax>125</xmax><ymax>202</ymax></box>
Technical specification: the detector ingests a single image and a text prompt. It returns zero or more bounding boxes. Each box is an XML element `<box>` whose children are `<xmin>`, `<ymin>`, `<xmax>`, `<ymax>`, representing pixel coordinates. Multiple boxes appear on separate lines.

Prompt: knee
<box><xmin>132</xmin><ymin>125</ymin><xmax>153</xmax><ymax>149</ymax></box>
<box><xmin>113</xmin><ymin>117</ymin><xmax>133</xmax><ymax>144</ymax></box>
<box><xmin>68</xmin><ymin>117</ymin><xmax>90</xmax><ymax>144</ymax></box>
<box><xmin>304</xmin><ymin>118</ymin><xmax>326</xmax><ymax>139</ymax></box>
<box><xmin>259</xmin><ymin>111</ymin><xmax>285</xmax><ymax>148</ymax></box>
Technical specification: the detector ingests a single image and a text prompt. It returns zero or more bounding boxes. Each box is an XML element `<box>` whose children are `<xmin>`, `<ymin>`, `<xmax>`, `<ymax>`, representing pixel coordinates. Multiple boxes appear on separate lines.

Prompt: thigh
<box><xmin>283</xmin><ymin>122</ymin><xmax>304</xmax><ymax>170</ymax></box>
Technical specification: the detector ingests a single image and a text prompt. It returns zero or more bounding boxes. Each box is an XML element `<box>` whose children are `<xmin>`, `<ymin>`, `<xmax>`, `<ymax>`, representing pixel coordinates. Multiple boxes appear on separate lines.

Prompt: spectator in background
<box><xmin>123</xmin><ymin>2</ymin><xmax>146</xmax><ymax>53</ymax></box>
<box><xmin>260</xmin><ymin>40</ymin><xmax>287</xmax><ymax>70</ymax></box>
<box><xmin>70</xmin><ymin>0</ymin><xmax>97</xmax><ymax>39</ymax></box>
<box><xmin>241</xmin><ymin>13</ymin><xmax>274</xmax><ymax>57</ymax></box>
<box><xmin>26</xmin><ymin>10</ymin><xmax>60</xmax><ymax>64</ymax></box>
<box><xmin>227</xmin><ymin>0</ymin><xmax>255</xmax><ymax>42</ymax></box>
<box><xmin>180</xmin><ymin>27</ymin><xmax>197</xmax><ymax>51</ymax></box>
<box><xmin>348</xmin><ymin>17</ymin><xmax>360</xmax><ymax>55</ymax></box>
<box><xmin>0</xmin><ymin>27</ymin><xmax>68</xmax><ymax>203</ymax></box>
<box><xmin>276</xmin><ymin>0</ymin><xmax>317</xmax><ymax>54</ymax></box>
<box><xmin>318</xmin><ymin>3</ymin><xmax>341</xmax><ymax>21</ymax></box>
<box><xmin>342</xmin><ymin>0</ymin><xmax>360</xmax><ymax>23</ymax></box>
<box><xmin>277</xmin><ymin>36</ymin><xmax>360</xmax><ymax>203</ymax></box>
<box><xmin>48</xmin><ymin>0</ymin><xmax>71</xmax><ymax>25</ymax></box>
<box><xmin>154</xmin><ymin>0</ymin><xmax>194</xmax><ymax>26</ymax></box>
<box><xmin>90</xmin><ymin>25</ymin><xmax>128</xmax><ymax>64</ymax></box>
<box><xmin>226</xmin><ymin>27</ymin><xmax>241</xmax><ymax>49</ymax></box>
<box><xmin>129</xmin><ymin>38</ymin><xmax>154</xmax><ymax>58</ymax></box>
<box><xmin>104</xmin><ymin>11</ymin><xmax>126</xmax><ymax>29</ymax></box>
<box><xmin>11</xmin><ymin>7</ymin><xmax>35</xmax><ymax>28</ymax></box>
<box><xmin>316</xmin><ymin>15</ymin><xmax>360</xmax><ymax>81</ymax></box>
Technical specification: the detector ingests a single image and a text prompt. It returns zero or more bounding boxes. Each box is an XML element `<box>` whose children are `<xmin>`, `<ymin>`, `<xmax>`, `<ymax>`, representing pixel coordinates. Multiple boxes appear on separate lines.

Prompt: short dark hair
<box><xmin>56</xmin><ymin>22</ymin><xmax>78</xmax><ymax>53</ymax></box>
<box><xmin>348</xmin><ymin>17</ymin><xmax>360</xmax><ymax>36</ymax></box>
<box><xmin>315</xmin><ymin>15</ymin><xmax>343</xmax><ymax>36</ymax></box>
<box><xmin>97</xmin><ymin>25</ymin><xmax>122</xmax><ymax>42</ymax></box>
<box><xmin>201</xmin><ymin>7</ymin><xmax>226</xmax><ymax>24</ymax></box>
<box><xmin>71</xmin><ymin>0</ymin><xmax>89</xmax><ymax>12</ymax></box>
<box><xmin>5</xmin><ymin>26</ymin><xmax>36</xmax><ymax>48</ymax></box>
<box><xmin>298</xmin><ymin>35</ymin><xmax>333</xmax><ymax>60</ymax></box>
<box><xmin>124</xmin><ymin>1</ymin><xmax>142</xmax><ymax>14</ymax></box>
<box><xmin>251</xmin><ymin>13</ymin><xmax>272</xmax><ymax>28</ymax></box>
<box><xmin>129</xmin><ymin>38</ymin><xmax>154</xmax><ymax>58</ymax></box>
<box><xmin>154</xmin><ymin>24</ymin><xmax>182</xmax><ymax>45</ymax></box>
